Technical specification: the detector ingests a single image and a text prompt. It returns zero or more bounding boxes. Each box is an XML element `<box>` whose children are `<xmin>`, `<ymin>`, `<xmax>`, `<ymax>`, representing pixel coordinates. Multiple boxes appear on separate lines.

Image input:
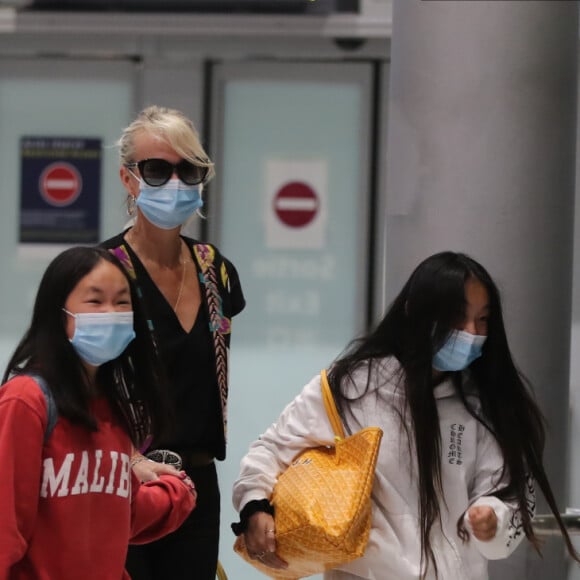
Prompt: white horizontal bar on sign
<box><xmin>275</xmin><ymin>199</ymin><xmax>318</xmax><ymax>211</ymax></box>
<box><xmin>46</xmin><ymin>179</ymin><xmax>76</xmax><ymax>188</ymax></box>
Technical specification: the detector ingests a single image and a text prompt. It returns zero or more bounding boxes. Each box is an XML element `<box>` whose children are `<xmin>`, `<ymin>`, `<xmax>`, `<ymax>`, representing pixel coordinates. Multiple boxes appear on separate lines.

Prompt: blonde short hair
<box><xmin>117</xmin><ymin>105</ymin><xmax>215</xmax><ymax>182</ymax></box>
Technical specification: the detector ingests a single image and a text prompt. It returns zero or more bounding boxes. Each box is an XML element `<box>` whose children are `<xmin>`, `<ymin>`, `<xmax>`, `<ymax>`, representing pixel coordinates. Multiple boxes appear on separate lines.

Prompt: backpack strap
<box><xmin>27</xmin><ymin>374</ymin><xmax>57</xmax><ymax>443</ymax></box>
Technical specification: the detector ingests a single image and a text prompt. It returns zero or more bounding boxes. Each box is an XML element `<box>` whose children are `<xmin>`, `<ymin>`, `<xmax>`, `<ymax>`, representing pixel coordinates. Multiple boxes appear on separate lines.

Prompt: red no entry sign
<box><xmin>39</xmin><ymin>162</ymin><xmax>82</xmax><ymax>207</ymax></box>
<box><xmin>273</xmin><ymin>181</ymin><xmax>319</xmax><ymax>228</ymax></box>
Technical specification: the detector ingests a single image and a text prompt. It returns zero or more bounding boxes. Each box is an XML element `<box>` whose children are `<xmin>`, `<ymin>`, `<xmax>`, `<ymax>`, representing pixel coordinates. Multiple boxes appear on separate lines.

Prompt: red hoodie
<box><xmin>0</xmin><ymin>375</ymin><xmax>195</xmax><ymax>580</ymax></box>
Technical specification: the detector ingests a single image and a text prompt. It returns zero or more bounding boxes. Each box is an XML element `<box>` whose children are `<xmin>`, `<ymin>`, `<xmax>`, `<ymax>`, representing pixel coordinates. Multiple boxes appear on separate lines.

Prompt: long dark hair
<box><xmin>328</xmin><ymin>251</ymin><xmax>579</xmax><ymax>577</ymax></box>
<box><xmin>2</xmin><ymin>246</ymin><xmax>168</xmax><ymax>448</ymax></box>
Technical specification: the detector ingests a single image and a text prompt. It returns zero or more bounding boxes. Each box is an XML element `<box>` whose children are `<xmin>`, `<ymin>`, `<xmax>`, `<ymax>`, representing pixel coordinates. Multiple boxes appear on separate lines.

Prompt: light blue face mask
<box><xmin>135</xmin><ymin>178</ymin><xmax>203</xmax><ymax>230</ymax></box>
<box><xmin>432</xmin><ymin>329</ymin><xmax>487</xmax><ymax>372</ymax></box>
<box><xmin>64</xmin><ymin>309</ymin><xmax>136</xmax><ymax>366</ymax></box>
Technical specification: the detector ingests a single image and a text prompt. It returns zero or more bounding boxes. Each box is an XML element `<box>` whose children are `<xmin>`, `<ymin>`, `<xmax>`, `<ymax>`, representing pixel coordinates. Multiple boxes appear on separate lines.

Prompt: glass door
<box><xmin>208</xmin><ymin>60</ymin><xmax>375</xmax><ymax>579</ymax></box>
<box><xmin>0</xmin><ymin>57</ymin><xmax>136</xmax><ymax>369</ymax></box>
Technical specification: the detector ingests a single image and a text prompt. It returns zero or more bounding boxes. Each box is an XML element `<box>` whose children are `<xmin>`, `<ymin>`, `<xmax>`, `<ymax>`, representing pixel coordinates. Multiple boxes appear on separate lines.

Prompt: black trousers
<box><xmin>126</xmin><ymin>461</ymin><xmax>220</xmax><ymax>580</ymax></box>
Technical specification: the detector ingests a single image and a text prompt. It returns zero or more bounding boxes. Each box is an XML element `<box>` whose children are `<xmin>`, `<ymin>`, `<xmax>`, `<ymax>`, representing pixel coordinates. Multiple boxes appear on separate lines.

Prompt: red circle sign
<box><xmin>274</xmin><ymin>182</ymin><xmax>319</xmax><ymax>228</ymax></box>
<box><xmin>39</xmin><ymin>162</ymin><xmax>82</xmax><ymax>207</ymax></box>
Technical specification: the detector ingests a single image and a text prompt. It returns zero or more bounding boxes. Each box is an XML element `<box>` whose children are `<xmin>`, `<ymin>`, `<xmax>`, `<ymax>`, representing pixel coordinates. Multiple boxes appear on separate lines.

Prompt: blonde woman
<box><xmin>102</xmin><ymin>105</ymin><xmax>245</xmax><ymax>580</ymax></box>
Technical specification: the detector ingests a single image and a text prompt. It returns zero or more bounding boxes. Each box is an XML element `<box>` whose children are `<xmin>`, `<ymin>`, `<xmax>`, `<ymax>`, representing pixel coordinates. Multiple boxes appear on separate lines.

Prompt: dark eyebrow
<box><xmin>85</xmin><ymin>285</ymin><xmax>130</xmax><ymax>296</ymax></box>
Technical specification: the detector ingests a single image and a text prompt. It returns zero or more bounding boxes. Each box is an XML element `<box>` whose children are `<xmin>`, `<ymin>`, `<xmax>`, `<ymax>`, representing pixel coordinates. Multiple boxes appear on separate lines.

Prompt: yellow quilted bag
<box><xmin>234</xmin><ymin>369</ymin><xmax>383</xmax><ymax>579</ymax></box>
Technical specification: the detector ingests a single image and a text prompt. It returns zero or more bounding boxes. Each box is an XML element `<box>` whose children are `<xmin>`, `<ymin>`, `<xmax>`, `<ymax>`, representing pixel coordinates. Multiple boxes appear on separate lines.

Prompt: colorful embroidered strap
<box><xmin>193</xmin><ymin>243</ymin><xmax>230</xmax><ymax>440</ymax></box>
<box><xmin>110</xmin><ymin>245</ymin><xmax>136</xmax><ymax>280</ymax></box>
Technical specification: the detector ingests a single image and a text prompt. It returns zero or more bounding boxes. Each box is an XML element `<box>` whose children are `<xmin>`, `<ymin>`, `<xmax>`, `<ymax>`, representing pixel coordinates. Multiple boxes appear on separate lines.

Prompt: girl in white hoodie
<box><xmin>232</xmin><ymin>251</ymin><xmax>580</xmax><ymax>579</ymax></box>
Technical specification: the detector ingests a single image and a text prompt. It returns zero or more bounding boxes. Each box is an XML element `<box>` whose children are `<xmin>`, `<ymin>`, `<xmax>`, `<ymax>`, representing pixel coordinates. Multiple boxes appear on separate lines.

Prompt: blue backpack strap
<box><xmin>27</xmin><ymin>374</ymin><xmax>57</xmax><ymax>443</ymax></box>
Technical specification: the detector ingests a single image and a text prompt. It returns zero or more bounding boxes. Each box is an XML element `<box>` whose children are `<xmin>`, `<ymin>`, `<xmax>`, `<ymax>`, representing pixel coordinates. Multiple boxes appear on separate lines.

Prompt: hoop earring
<box><xmin>126</xmin><ymin>194</ymin><xmax>136</xmax><ymax>216</ymax></box>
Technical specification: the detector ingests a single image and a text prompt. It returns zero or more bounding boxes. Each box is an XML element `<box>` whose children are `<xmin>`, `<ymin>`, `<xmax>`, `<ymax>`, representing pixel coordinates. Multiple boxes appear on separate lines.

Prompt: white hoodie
<box><xmin>232</xmin><ymin>357</ymin><xmax>533</xmax><ymax>580</ymax></box>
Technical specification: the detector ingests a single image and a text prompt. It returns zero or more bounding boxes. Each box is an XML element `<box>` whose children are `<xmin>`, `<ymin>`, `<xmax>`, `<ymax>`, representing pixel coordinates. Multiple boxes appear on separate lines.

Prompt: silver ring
<box><xmin>265</xmin><ymin>528</ymin><xmax>275</xmax><ymax>534</ymax></box>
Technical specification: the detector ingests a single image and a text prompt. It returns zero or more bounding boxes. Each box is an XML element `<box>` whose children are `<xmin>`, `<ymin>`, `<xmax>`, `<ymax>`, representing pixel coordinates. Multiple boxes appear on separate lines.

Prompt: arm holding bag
<box><xmin>234</xmin><ymin>369</ymin><xmax>383</xmax><ymax>579</ymax></box>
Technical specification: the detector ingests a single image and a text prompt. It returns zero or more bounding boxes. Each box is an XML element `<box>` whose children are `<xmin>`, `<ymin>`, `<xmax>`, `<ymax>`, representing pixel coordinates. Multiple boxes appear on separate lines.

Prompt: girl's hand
<box><xmin>244</xmin><ymin>512</ymin><xmax>288</xmax><ymax>570</ymax></box>
<box><xmin>468</xmin><ymin>505</ymin><xmax>498</xmax><ymax>541</ymax></box>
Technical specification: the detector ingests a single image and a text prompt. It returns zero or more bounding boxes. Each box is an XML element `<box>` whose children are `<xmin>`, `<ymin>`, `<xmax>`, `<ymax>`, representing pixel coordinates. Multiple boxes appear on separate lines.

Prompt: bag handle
<box><xmin>321</xmin><ymin>369</ymin><xmax>346</xmax><ymax>441</ymax></box>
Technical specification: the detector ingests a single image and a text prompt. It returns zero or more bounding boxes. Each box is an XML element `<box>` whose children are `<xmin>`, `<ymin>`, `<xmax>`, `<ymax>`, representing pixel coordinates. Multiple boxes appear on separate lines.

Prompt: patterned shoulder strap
<box><xmin>109</xmin><ymin>244</ymin><xmax>137</xmax><ymax>280</ymax></box>
<box><xmin>107</xmin><ymin>243</ymin><xmax>151</xmax><ymax>449</ymax></box>
<box><xmin>193</xmin><ymin>243</ymin><xmax>230</xmax><ymax>441</ymax></box>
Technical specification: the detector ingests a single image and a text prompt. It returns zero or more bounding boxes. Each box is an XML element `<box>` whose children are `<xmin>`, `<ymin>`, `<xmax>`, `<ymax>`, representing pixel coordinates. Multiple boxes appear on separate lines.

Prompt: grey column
<box><xmin>384</xmin><ymin>1</ymin><xmax>578</xmax><ymax>579</ymax></box>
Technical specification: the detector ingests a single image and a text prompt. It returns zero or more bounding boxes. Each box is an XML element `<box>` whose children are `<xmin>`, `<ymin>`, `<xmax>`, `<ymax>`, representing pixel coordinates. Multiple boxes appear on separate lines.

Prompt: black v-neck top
<box><xmin>101</xmin><ymin>232</ymin><xmax>245</xmax><ymax>459</ymax></box>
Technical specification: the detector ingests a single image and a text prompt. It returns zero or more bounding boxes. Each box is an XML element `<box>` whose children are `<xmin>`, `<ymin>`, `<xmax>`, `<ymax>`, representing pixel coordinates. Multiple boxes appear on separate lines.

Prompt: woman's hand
<box><xmin>468</xmin><ymin>505</ymin><xmax>498</xmax><ymax>541</ymax></box>
<box><xmin>131</xmin><ymin>455</ymin><xmax>180</xmax><ymax>483</ymax></box>
<box><xmin>244</xmin><ymin>511</ymin><xmax>288</xmax><ymax>570</ymax></box>
<box><xmin>177</xmin><ymin>472</ymin><xmax>198</xmax><ymax>500</ymax></box>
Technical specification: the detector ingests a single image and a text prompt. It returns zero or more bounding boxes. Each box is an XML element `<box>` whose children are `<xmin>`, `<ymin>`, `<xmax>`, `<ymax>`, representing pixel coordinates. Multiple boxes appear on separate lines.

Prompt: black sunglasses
<box><xmin>125</xmin><ymin>158</ymin><xmax>209</xmax><ymax>187</ymax></box>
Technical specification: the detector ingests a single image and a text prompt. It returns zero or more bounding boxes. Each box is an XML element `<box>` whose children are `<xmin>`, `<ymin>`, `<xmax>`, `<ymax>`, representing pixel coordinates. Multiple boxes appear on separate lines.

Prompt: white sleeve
<box><xmin>463</xmin><ymin>421</ymin><xmax>535</xmax><ymax>560</ymax></box>
<box><xmin>232</xmin><ymin>373</ymin><xmax>336</xmax><ymax>513</ymax></box>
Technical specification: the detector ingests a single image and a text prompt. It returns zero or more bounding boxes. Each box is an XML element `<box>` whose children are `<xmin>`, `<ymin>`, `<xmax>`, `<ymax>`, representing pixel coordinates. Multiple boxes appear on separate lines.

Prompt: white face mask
<box><xmin>63</xmin><ymin>309</ymin><xmax>136</xmax><ymax>366</ymax></box>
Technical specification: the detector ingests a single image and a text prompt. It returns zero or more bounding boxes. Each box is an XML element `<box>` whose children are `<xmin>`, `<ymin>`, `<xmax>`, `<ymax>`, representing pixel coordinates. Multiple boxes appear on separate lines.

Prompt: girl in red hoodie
<box><xmin>0</xmin><ymin>246</ymin><xmax>196</xmax><ymax>580</ymax></box>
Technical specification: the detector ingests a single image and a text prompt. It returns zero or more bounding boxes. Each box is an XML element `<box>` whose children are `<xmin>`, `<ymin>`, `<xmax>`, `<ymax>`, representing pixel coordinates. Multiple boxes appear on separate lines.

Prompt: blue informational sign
<box><xmin>19</xmin><ymin>136</ymin><xmax>101</xmax><ymax>244</ymax></box>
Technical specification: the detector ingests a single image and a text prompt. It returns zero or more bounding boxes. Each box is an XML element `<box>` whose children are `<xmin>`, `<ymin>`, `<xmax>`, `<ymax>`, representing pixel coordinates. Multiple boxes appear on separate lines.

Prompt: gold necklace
<box><xmin>125</xmin><ymin>229</ymin><xmax>187</xmax><ymax>312</ymax></box>
<box><xmin>173</xmin><ymin>259</ymin><xmax>187</xmax><ymax>312</ymax></box>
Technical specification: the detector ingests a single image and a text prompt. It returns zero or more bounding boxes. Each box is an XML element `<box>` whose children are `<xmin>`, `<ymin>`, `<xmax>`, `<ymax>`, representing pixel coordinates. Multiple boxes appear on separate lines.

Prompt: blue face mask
<box><xmin>64</xmin><ymin>310</ymin><xmax>136</xmax><ymax>366</ymax></box>
<box><xmin>135</xmin><ymin>178</ymin><xmax>203</xmax><ymax>230</ymax></box>
<box><xmin>432</xmin><ymin>329</ymin><xmax>487</xmax><ymax>372</ymax></box>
